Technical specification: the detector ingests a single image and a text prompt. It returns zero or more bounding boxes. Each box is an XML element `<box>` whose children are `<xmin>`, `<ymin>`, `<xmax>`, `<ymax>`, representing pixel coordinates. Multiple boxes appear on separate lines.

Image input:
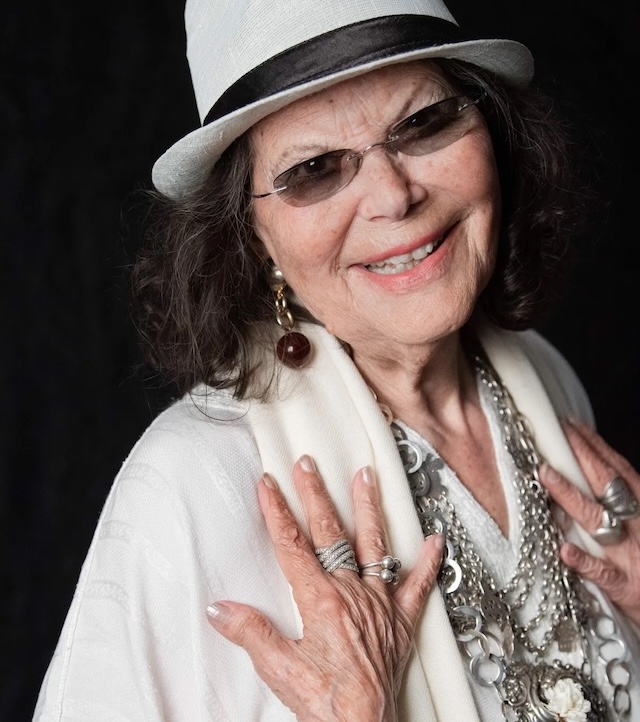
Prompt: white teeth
<box><xmin>365</xmin><ymin>238</ymin><xmax>441</xmax><ymax>275</ymax></box>
<box><xmin>413</xmin><ymin>242</ymin><xmax>433</xmax><ymax>260</ymax></box>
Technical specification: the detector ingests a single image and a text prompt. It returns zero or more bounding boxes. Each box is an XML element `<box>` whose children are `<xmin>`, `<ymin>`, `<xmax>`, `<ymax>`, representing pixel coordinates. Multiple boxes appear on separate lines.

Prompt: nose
<box><xmin>353</xmin><ymin>144</ymin><xmax>427</xmax><ymax>222</ymax></box>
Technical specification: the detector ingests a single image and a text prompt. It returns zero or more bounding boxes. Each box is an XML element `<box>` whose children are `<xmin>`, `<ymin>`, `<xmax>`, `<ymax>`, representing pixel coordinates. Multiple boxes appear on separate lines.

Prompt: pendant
<box><xmin>481</xmin><ymin>588</ymin><xmax>514</xmax><ymax>657</ymax></box>
<box><xmin>554</xmin><ymin>618</ymin><xmax>581</xmax><ymax>654</ymax></box>
<box><xmin>501</xmin><ymin>662</ymin><xmax>610</xmax><ymax>721</ymax></box>
<box><xmin>481</xmin><ymin>588</ymin><xmax>511</xmax><ymax>626</ymax></box>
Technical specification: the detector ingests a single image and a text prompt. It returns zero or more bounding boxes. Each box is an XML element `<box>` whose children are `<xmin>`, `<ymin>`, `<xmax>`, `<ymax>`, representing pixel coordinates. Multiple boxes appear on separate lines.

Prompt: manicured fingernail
<box><xmin>553</xmin><ymin>505</ymin><xmax>571</xmax><ymax>532</ymax></box>
<box><xmin>433</xmin><ymin>533</ymin><xmax>445</xmax><ymax>552</ymax></box>
<box><xmin>540</xmin><ymin>463</ymin><xmax>560</xmax><ymax>484</ymax></box>
<box><xmin>298</xmin><ymin>454</ymin><xmax>316</xmax><ymax>472</ymax></box>
<box><xmin>362</xmin><ymin>465</ymin><xmax>376</xmax><ymax>486</ymax></box>
<box><xmin>263</xmin><ymin>473</ymin><xmax>278</xmax><ymax>489</ymax></box>
<box><xmin>206</xmin><ymin>601</ymin><xmax>232</xmax><ymax>626</ymax></box>
<box><xmin>562</xmin><ymin>416</ymin><xmax>583</xmax><ymax>432</ymax></box>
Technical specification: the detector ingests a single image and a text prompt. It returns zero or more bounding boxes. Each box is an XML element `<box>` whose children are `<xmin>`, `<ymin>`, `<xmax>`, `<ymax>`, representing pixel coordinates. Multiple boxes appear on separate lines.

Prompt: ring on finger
<box><xmin>598</xmin><ymin>476</ymin><xmax>639</xmax><ymax>521</ymax></box>
<box><xmin>314</xmin><ymin>539</ymin><xmax>359</xmax><ymax>574</ymax></box>
<box><xmin>360</xmin><ymin>555</ymin><xmax>402</xmax><ymax>584</ymax></box>
<box><xmin>591</xmin><ymin>509</ymin><xmax>625</xmax><ymax>546</ymax></box>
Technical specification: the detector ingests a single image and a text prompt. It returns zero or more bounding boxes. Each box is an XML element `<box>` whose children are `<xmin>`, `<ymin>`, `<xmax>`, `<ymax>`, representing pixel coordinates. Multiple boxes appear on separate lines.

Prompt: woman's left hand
<box><xmin>539</xmin><ymin>418</ymin><xmax>640</xmax><ymax>625</ymax></box>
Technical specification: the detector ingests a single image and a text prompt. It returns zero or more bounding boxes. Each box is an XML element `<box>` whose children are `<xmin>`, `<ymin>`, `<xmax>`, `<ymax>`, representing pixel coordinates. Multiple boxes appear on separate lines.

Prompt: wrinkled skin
<box><xmin>206</xmin><ymin>62</ymin><xmax>492</xmax><ymax>720</ymax></box>
<box><xmin>250</xmin><ymin>62</ymin><xmax>500</xmax><ymax>365</ymax></box>
<box><xmin>205</xmin><ymin>59</ymin><xmax>640</xmax><ymax>721</ymax></box>
<box><xmin>540</xmin><ymin>419</ymin><xmax>640</xmax><ymax>626</ymax></box>
<box><xmin>207</xmin><ymin>459</ymin><xmax>444</xmax><ymax>722</ymax></box>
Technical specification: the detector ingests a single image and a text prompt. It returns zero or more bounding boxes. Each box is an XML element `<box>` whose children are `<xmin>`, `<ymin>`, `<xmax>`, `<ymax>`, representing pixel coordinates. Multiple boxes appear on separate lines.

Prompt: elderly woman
<box><xmin>35</xmin><ymin>0</ymin><xmax>640</xmax><ymax>720</ymax></box>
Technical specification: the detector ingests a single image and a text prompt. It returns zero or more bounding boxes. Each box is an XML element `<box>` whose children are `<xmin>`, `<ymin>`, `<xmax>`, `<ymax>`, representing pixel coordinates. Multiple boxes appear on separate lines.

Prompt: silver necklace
<box><xmin>387</xmin><ymin>340</ymin><xmax>631</xmax><ymax>721</ymax></box>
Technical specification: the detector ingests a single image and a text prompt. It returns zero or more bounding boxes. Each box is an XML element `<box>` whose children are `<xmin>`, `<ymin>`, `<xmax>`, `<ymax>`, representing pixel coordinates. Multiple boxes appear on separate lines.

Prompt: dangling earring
<box><xmin>271</xmin><ymin>266</ymin><xmax>312</xmax><ymax>368</ymax></box>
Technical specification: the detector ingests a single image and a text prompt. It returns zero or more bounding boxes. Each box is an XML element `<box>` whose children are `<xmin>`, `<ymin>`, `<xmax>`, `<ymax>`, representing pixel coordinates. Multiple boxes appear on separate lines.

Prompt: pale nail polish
<box><xmin>433</xmin><ymin>533</ymin><xmax>445</xmax><ymax>552</ymax></box>
<box><xmin>299</xmin><ymin>454</ymin><xmax>316</xmax><ymax>472</ymax></box>
<box><xmin>362</xmin><ymin>466</ymin><xmax>376</xmax><ymax>486</ymax></box>
<box><xmin>263</xmin><ymin>473</ymin><xmax>278</xmax><ymax>489</ymax></box>
<box><xmin>553</xmin><ymin>505</ymin><xmax>571</xmax><ymax>532</ymax></box>
<box><xmin>206</xmin><ymin>602</ymin><xmax>231</xmax><ymax>626</ymax></box>
<box><xmin>540</xmin><ymin>463</ymin><xmax>560</xmax><ymax>484</ymax></box>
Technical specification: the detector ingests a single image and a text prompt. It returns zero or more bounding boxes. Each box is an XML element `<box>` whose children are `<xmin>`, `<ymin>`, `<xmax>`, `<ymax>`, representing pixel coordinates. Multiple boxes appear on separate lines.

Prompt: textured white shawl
<box><xmin>246</xmin><ymin>320</ymin><xmax>602</xmax><ymax>721</ymax></box>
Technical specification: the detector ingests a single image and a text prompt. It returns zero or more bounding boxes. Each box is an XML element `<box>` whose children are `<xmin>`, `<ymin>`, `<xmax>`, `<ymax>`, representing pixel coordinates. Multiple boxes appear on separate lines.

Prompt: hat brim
<box><xmin>152</xmin><ymin>38</ymin><xmax>533</xmax><ymax>199</ymax></box>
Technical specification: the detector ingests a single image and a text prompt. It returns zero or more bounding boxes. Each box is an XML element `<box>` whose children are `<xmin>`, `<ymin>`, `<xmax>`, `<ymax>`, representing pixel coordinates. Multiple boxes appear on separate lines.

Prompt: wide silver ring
<box><xmin>592</xmin><ymin>509</ymin><xmax>625</xmax><ymax>546</ymax></box>
<box><xmin>360</xmin><ymin>555</ymin><xmax>402</xmax><ymax>584</ymax></box>
<box><xmin>598</xmin><ymin>476</ymin><xmax>639</xmax><ymax>521</ymax></box>
<box><xmin>314</xmin><ymin>539</ymin><xmax>359</xmax><ymax>574</ymax></box>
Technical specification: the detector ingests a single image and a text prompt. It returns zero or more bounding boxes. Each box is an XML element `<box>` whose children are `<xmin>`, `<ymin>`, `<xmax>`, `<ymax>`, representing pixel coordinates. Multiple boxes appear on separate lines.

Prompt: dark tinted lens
<box><xmin>275</xmin><ymin>150</ymin><xmax>356</xmax><ymax>207</ymax></box>
<box><xmin>392</xmin><ymin>96</ymin><xmax>477</xmax><ymax>157</ymax></box>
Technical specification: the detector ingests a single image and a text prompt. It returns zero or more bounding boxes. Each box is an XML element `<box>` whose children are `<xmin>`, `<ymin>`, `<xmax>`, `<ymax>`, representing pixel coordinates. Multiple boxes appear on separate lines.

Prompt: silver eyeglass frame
<box><xmin>250</xmin><ymin>91</ymin><xmax>486</xmax><ymax>206</ymax></box>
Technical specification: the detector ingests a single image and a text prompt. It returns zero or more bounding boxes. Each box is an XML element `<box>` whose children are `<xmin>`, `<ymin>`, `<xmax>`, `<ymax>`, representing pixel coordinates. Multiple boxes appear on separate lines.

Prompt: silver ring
<box><xmin>360</xmin><ymin>555</ymin><xmax>402</xmax><ymax>584</ymax></box>
<box><xmin>314</xmin><ymin>539</ymin><xmax>359</xmax><ymax>574</ymax></box>
<box><xmin>598</xmin><ymin>476</ymin><xmax>639</xmax><ymax>521</ymax></box>
<box><xmin>591</xmin><ymin>509</ymin><xmax>625</xmax><ymax>546</ymax></box>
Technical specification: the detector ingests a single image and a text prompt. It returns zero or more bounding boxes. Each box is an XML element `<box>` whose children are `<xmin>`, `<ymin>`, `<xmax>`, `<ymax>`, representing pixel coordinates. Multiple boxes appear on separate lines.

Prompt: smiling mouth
<box><xmin>363</xmin><ymin>235</ymin><xmax>445</xmax><ymax>275</ymax></box>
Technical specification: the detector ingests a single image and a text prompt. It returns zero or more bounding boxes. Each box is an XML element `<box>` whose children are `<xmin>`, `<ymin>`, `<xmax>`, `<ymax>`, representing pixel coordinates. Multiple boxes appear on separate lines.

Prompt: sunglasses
<box><xmin>250</xmin><ymin>91</ymin><xmax>486</xmax><ymax>207</ymax></box>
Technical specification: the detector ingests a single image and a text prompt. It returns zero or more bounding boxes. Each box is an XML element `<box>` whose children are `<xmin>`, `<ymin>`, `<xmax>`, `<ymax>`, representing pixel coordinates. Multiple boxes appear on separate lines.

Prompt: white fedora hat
<box><xmin>152</xmin><ymin>0</ymin><xmax>534</xmax><ymax>199</ymax></box>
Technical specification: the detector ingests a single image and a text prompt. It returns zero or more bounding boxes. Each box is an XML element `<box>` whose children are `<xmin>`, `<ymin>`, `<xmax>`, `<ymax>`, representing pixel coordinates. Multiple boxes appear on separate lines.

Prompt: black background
<box><xmin>3</xmin><ymin>1</ymin><xmax>639</xmax><ymax>719</ymax></box>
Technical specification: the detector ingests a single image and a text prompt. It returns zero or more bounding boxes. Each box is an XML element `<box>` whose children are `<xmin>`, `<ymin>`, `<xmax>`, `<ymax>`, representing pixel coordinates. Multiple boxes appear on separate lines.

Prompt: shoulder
<box><xmin>75</xmin><ymin>386</ymin><xmax>265</xmax><ymax>572</ymax></box>
<box><xmin>104</xmin><ymin>386</ymin><xmax>264</xmax><ymax>538</ymax></box>
<box><xmin>501</xmin><ymin>328</ymin><xmax>595</xmax><ymax>427</ymax></box>
<box><xmin>120</xmin><ymin>387</ymin><xmax>260</xmax><ymax>485</ymax></box>
<box><xmin>33</xmin><ymin>389</ymin><xmax>293</xmax><ymax>720</ymax></box>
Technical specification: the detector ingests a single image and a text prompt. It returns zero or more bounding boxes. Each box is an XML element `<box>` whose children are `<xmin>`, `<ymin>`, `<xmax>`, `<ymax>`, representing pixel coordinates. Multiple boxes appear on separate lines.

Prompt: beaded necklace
<box><xmin>385</xmin><ymin>341</ymin><xmax>630</xmax><ymax>721</ymax></box>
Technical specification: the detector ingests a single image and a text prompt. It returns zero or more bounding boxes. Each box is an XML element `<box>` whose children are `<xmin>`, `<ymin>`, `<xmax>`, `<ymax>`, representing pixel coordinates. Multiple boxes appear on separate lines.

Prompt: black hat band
<box><xmin>204</xmin><ymin>15</ymin><xmax>466</xmax><ymax>125</ymax></box>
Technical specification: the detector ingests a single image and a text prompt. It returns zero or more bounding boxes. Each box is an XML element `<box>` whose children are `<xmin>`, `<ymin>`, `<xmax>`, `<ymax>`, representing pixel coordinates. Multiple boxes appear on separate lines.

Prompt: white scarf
<box><xmin>246</xmin><ymin>321</ymin><xmax>602</xmax><ymax>721</ymax></box>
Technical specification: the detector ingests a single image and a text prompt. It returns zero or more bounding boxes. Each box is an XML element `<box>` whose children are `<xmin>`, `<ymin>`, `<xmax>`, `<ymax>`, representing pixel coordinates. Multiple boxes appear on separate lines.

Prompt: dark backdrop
<box><xmin>3</xmin><ymin>1</ymin><xmax>639</xmax><ymax>719</ymax></box>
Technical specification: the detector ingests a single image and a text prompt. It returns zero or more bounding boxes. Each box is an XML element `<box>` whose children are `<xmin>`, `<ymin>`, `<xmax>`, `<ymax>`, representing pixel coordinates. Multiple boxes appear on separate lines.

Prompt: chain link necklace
<box><xmin>385</xmin><ymin>340</ymin><xmax>631</xmax><ymax>721</ymax></box>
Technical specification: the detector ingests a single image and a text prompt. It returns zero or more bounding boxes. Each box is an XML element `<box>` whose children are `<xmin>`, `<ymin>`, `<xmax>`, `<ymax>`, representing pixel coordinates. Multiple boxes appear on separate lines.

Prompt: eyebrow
<box><xmin>274</xmin><ymin>144</ymin><xmax>333</xmax><ymax>169</ymax></box>
<box><xmin>393</xmin><ymin>94</ymin><xmax>419</xmax><ymax>126</ymax></box>
<box><xmin>272</xmin><ymin>88</ymin><xmax>448</xmax><ymax>173</ymax></box>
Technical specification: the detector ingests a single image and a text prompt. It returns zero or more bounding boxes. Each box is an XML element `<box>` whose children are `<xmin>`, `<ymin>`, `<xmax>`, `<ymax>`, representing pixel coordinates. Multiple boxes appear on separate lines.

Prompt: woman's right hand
<box><xmin>206</xmin><ymin>456</ymin><xmax>444</xmax><ymax>722</ymax></box>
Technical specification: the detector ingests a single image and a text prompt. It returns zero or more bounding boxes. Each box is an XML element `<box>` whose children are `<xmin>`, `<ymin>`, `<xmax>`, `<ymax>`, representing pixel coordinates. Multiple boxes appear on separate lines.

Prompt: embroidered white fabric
<box><xmin>33</xmin><ymin>325</ymin><xmax>640</xmax><ymax>721</ymax></box>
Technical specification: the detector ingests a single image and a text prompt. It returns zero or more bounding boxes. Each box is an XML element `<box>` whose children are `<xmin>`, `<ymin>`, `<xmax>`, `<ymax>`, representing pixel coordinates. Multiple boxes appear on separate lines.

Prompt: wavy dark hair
<box><xmin>131</xmin><ymin>58</ymin><xmax>593</xmax><ymax>399</ymax></box>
